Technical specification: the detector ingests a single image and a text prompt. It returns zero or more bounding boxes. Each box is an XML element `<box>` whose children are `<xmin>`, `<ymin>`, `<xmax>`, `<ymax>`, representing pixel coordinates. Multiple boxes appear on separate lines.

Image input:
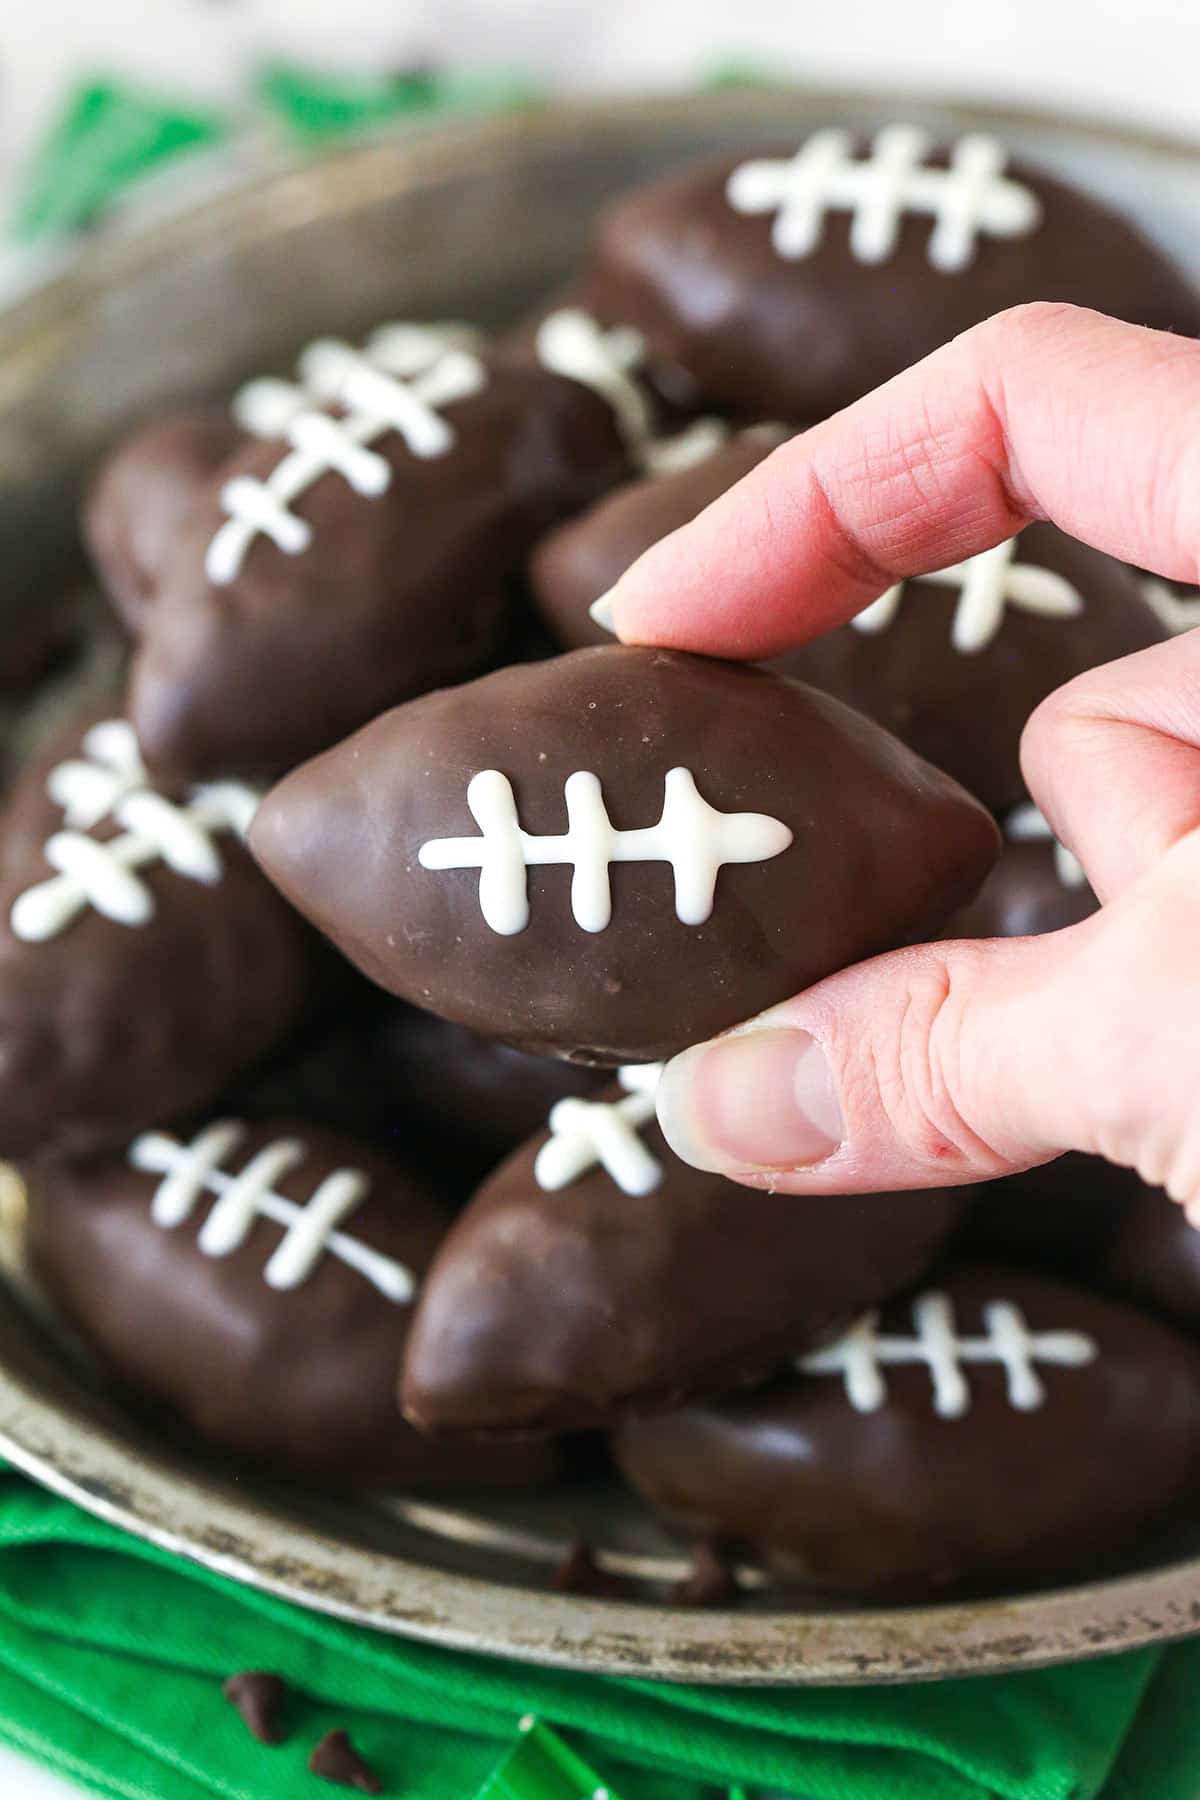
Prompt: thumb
<box><xmin>655</xmin><ymin>829</ymin><xmax>1200</xmax><ymax>1205</ymax></box>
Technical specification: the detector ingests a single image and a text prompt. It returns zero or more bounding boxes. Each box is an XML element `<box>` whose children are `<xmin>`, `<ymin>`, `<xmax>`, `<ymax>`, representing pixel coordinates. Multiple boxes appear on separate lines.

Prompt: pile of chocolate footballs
<box><xmin>9</xmin><ymin>122</ymin><xmax>1200</xmax><ymax>1605</ymax></box>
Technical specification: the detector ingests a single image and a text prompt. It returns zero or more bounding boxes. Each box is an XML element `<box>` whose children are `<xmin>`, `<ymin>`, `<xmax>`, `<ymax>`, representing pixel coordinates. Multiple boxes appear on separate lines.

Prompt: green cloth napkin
<box><xmin>0</xmin><ymin>1466</ymin><xmax>1196</xmax><ymax>1800</ymax></box>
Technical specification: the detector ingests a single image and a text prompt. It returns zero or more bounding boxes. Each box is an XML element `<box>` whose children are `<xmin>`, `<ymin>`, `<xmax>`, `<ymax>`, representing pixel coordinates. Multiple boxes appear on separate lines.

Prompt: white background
<box><xmin>0</xmin><ymin>3</ymin><xmax>1191</xmax><ymax>1794</ymax></box>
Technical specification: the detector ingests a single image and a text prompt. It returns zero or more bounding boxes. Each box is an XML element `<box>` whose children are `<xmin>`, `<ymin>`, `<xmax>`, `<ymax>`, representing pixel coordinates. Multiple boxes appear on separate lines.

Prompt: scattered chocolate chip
<box><xmin>309</xmin><ymin>1729</ymin><xmax>383</xmax><ymax>1793</ymax></box>
<box><xmin>671</xmin><ymin>1540</ymin><xmax>739</xmax><ymax>1608</ymax></box>
<box><xmin>222</xmin><ymin>1670</ymin><xmax>286</xmax><ymax>1743</ymax></box>
<box><xmin>551</xmin><ymin>1539</ymin><xmax>634</xmax><ymax>1599</ymax></box>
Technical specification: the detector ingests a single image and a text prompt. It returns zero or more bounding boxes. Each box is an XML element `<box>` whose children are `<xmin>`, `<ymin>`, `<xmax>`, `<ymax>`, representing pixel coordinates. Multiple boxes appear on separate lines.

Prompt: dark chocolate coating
<box><xmin>400</xmin><ymin>1091</ymin><xmax>964</xmax><ymax>1434</ymax></box>
<box><xmin>223</xmin><ymin>1672</ymin><xmax>287</xmax><ymax>1744</ymax></box>
<box><xmin>1098</xmin><ymin>1187</ymin><xmax>1200</xmax><ymax>1333</ymax></box>
<box><xmin>583</xmin><ymin>140</ymin><xmax>1200</xmax><ymax>421</ymax></box>
<box><xmin>233</xmin><ymin>1001</ymin><xmax>608</xmax><ymax>1184</ymax></box>
<box><xmin>83</xmin><ymin>411</ymin><xmax>244</xmax><ymax>638</ymax></box>
<box><xmin>952</xmin><ymin>1154</ymin><xmax>1138</xmax><ymax>1278</ymax></box>
<box><xmin>0</xmin><ymin>713</ymin><xmax>323</xmax><ymax>1160</ymax></box>
<box><xmin>125</xmin><ymin>362</ymin><xmax>629</xmax><ymax>782</ymax></box>
<box><xmin>26</xmin><ymin>1119</ymin><xmax>558</xmax><ymax>1489</ymax></box>
<box><xmin>308</xmin><ymin>1730</ymin><xmax>382</xmax><ymax>1794</ymax></box>
<box><xmin>612</xmin><ymin>1265</ymin><xmax>1200</xmax><ymax>1596</ymax></box>
<box><xmin>250</xmin><ymin>647</ymin><xmax>1000</xmax><ymax>1063</ymax></box>
<box><xmin>944</xmin><ymin>838</ymin><xmax>1098</xmax><ymax>939</ymax></box>
<box><xmin>530</xmin><ymin>427</ymin><xmax>790</xmax><ymax>650</ymax></box>
<box><xmin>772</xmin><ymin>524</ymin><xmax>1164</xmax><ymax>814</ymax></box>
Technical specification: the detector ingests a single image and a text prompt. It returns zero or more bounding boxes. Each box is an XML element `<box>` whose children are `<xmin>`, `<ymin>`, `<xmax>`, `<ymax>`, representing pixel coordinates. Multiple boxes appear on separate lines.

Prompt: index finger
<box><xmin>606</xmin><ymin>302</ymin><xmax>1200</xmax><ymax>657</ymax></box>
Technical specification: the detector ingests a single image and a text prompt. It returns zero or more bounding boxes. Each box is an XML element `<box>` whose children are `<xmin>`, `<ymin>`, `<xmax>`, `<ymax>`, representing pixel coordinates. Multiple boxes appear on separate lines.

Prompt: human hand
<box><xmin>599</xmin><ymin>302</ymin><xmax>1200</xmax><ymax>1212</ymax></box>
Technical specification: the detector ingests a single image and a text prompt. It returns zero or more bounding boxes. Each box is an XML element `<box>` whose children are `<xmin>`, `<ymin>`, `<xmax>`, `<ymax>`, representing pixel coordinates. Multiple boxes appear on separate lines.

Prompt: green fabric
<box><xmin>477</xmin><ymin>1716</ymin><xmax>630</xmax><ymax>1800</ymax></box>
<box><xmin>256</xmin><ymin>64</ymin><xmax>544</xmax><ymax>142</ymax></box>
<box><xmin>12</xmin><ymin>79</ymin><xmax>227</xmax><ymax>241</ymax></box>
<box><xmin>0</xmin><ymin>1468</ymin><xmax>1196</xmax><ymax>1800</ymax></box>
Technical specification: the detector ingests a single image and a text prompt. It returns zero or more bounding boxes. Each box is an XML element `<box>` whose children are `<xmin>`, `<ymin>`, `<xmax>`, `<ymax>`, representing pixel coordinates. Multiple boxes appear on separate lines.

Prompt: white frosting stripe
<box><xmin>853</xmin><ymin>538</ymin><xmax>1084</xmax><ymax>652</ymax></box>
<box><xmin>209</xmin><ymin>323</ymin><xmax>486</xmax><ymax>586</ymax></box>
<box><xmin>129</xmin><ymin>1123</ymin><xmax>414</xmax><ymax>1302</ymax></box>
<box><xmin>797</xmin><ymin>1289</ymin><xmax>1097</xmax><ymax>1417</ymax></box>
<box><xmin>9</xmin><ymin>721</ymin><xmax>259</xmax><ymax>943</ymax></box>
<box><xmin>534</xmin><ymin>1064</ymin><xmax>665</xmax><ymax>1195</ymax></box>
<box><xmin>727</xmin><ymin>125</ymin><xmax>1041</xmax><ymax>272</ymax></box>
<box><xmin>535</xmin><ymin>308</ymin><xmax>729</xmax><ymax>475</ymax></box>
<box><xmin>418</xmin><ymin>767</ymin><xmax>793</xmax><ymax>937</ymax></box>
<box><xmin>1005</xmin><ymin>802</ymin><xmax>1086</xmax><ymax>890</ymax></box>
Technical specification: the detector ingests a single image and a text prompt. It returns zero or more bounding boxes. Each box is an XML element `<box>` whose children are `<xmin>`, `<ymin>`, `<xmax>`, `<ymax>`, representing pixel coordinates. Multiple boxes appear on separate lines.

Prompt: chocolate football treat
<box><xmin>401</xmin><ymin>1067</ymin><xmax>965</xmax><ymax>1434</ymax></box>
<box><xmin>83</xmin><ymin>411</ymin><xmax>243</xmax><ymax>637</ymax></box>
<box><xmin>1097</xmin><ymin>1187</ymin><xmax>1200</xmax><ymax>1334</ymax></box>
<box><xmin>583</xmin><ymin>124</ymin><xmax>1200</xmax><ymax>421</ymax></box>
<box><xmin>250</xmin><ymin>646</ymin><xmax>999</xmax><ymax>1064</ymax></box>
<box><xmin>612</xmin><ymin>1266</ymin><xmax>1200</xmax><ymax>1596</ymax></box>
<box><xmin>530</xmin><ymin>425</ymin><xmax>791</xmax><ymax>650</ymax></box>
<box><xmin>0</xmin><ymin>711</ymin><xmax>324</xmax><ymax>1159</ymax></box>
<box><xmin>26</xmin><ymin>1117</ymin><xmax>559</xmax><ymax>1488</ymax></box>
<box><xmin>116</xmin><ymin>319</ymin><xmax>633</xmax><ymax>783</ymax></box>
<box><xmin>772</xmin><ymin>524</ymin><xmax>1165</xmax><ymax>814</ymax></box>
<box><xmin>944</xmin><ymin>804</ymin><xmax>1097</xmax><ymax>938</ymax></box>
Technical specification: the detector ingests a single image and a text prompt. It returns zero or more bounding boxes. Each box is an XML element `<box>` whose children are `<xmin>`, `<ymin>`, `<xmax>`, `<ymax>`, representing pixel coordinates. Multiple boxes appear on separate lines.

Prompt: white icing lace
<box><xmin>535</xmin><ymin>308</ymin><xmax>728</xmax><ymax>474</ymax></box>
<box><xmin>418</xmin><ymin>766</ymin><xmax>793</xmax><ymax>936</ymax></box>
<box><xmin>9</xmin><ymin>720</ymin><xmax>259</xmax><ymax>943</ymax></box>
<box><xmin>796</xmin><ymin>1290</ymin><xmax>1096</xmax><ymax>1418</ymax></box>
<box><xmin>534</xmin><ymin>1063</ymin><xmax>665</xmax><ymax>1195</ymax></box>
<box><xmin>1005</xmin><ymin>802</ymin><xmax>1086</xmax><ymax>889</ymax></box>
<box><xmin>207</xmin><ymin>322</ymin><xmax>486</xmax><ymax>585</ymax></box>
<box><xmin>129</xmin><ymin>1120</ymin><xmax>415</xmax><ymax>1301</ymax></box>
<box><xmin>727</xmin><ymin>124</ymin><xmax>1041</xmax><ymax>271</ymax></box>
<box><xmin>1141</xmin><ymin>575</ymin><xmax>1200</xmax><ymax>635</ymax></box>
<box><xmin>852</xmin><ymin>538</ymin><xmax>1083</xmax><ymax>652</ymax></box>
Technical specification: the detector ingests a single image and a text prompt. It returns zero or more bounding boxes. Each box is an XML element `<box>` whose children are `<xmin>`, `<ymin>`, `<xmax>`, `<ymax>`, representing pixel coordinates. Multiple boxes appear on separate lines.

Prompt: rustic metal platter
<box><xmin>0</xmin><ymin>87</ymin><xmax>1198</xmax><ymax>1685</ymax></box>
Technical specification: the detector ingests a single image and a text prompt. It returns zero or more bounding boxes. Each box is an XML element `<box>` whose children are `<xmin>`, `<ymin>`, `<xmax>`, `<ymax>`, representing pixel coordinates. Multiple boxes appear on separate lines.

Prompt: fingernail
<box><xmin>656</xmin><ymin>1027</ymin><xmax>844</xmax><ymax>1175</ymax></box>
<box><xmin>589</xmin><ymin>591</ymin><xmax>617</xmax><ymax>634</ymax></box>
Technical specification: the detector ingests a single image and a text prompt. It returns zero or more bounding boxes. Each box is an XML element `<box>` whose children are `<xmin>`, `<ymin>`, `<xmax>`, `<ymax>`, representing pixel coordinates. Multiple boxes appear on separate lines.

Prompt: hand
<box><xmin>600</xmin><ymin>302</ymin><xmax>1200</xmax><ymax>1213</ymax></box>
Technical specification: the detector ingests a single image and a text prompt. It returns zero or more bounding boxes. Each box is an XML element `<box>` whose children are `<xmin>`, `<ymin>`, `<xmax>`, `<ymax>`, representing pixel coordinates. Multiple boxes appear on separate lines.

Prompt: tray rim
<box><xmin>2</xmin><ymin>84</ymin><xmax>1199</xmax><ymax>1684</ymax></box>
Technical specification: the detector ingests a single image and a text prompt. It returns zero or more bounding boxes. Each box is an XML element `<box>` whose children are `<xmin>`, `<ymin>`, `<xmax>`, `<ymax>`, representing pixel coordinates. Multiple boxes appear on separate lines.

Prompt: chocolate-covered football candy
<box><xmin>944</xmin><ymin>804</ymin><xmax>1097</xmax><ymax>939</ymax></box>
<box><xmin>583</xmin><ymin>123</ymin><xmax>1200</xmax><ymax>421</ymax></box>
<box><xmin>250</xmin><ymin>646</ymin><xmax>1000</xmax><ymax>1064</ymax></box>
<box><xmin>773</xmin><ymin>524</ymin><xmax>1164</xmax><ymax>814</ymax></box>
<box><xmin>401</xmin><ymin>1067</ymin><xmax>965</xmax><ymax>1434</ymax></box>
<box><xmin>613</xmin><ymin>1266</ymin><xmax>1200</xmax><ymax>1596</ymax></box>
<box><xmin>118</xmin><ymin>319</ymin><xmax>633</xmax><ymax>783</ymax></box>
<box><xmin>530</xmin><ymin>425</ymin><xmax>790</xmax><ymax>651</ymax></box>
<box><xmin>0</xmin><ymin>712</ymin><xmax>324</xmax><ymax>1159</ymax></box>
<box><xmin>26</xmin><ymin>1118</ymin><xmax>558</xmax><ymax>1487</ymax></box>
<box><xmin>83</xmin><ymin>410</ymin><xmax>243</xmax><ymax>637</ymax></box>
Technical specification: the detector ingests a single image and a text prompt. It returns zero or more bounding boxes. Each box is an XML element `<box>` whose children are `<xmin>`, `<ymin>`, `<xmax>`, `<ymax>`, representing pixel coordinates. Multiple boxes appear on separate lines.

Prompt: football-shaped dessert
<box><xmin>0</xmin><ymin>712</ymin><xmax>323</xmax><ymax>1159</ymax></box>
<box><xmin>26</xmin><ymin>1117</ymin><xmax>558</xmax><ymax>1487</ymax></box>
<box><xmin>109</xmin><ymin>320</ymin><xmax>633</xmax><ymax>783</ymax></box>
<box><xmin>951</xmin><ymin>1154</ymin><xmax>1137</xmax><ymax>1277</ymax></box>
<box><xmin>583</xmin><ymin>124</ymin><xmax>1200</xmax><ymax>420</ymax></box>
<box><xmin>944</xmin><ymin>804</ymin><xmax>1097</xmax><ymax>938</ymax></box>
<box><xmin>530</xmin><ymin>424</ymin><xmax>790</xmax><ymax>649</ymax></box>
<box><xmin>249</xmin><ymin>646</ymin><xmax>999</xmax><ymax>1063</ymax></box>
<box><xmin>613</xmin><ymin>1266</ymin><xmax>1200</xmax><ymax>1595</ymax></box>
<box><xmin>401</xmin><ymin>1066</ymin><xmax>966</xmax><ymax>1434</ymax></box>
<box><xmin>83</xmin><ymin>410</ymin><xmax>243</xmax><ymax>637</ymax></box>
<box><xmin>772</xmin><ymin>524</ymin><xmax>1164</xmax><ymax>814</ymax></box>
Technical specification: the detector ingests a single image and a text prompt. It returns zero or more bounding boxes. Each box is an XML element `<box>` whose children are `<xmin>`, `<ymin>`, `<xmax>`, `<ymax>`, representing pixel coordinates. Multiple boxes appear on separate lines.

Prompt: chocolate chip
<box><xmin>671</xmin><ymin>1540</ymin><xmax>739</xmax><ymax>1607</ymax></box>
<box><xmin>308</xmin><ymin>1728</ymin><xmax>383</xmax><ymax>1793</ymax></box>
<box><xmin>222</xmin><ymin>1670</ymin><xmax>286</xmax><ymax>1744</ymax></box>
<box><xmin>551</xmin><ymin>1539</ymin><xmax>634</xmax><ymax>1599</ymax></box>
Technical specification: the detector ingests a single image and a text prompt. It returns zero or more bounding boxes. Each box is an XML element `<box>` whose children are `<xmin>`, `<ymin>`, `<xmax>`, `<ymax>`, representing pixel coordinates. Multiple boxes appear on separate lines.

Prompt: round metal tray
<box><xmin>1</xmin><ymin>87</ymin><xmax>1199</xmax><ymax>1685</ymax></box>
